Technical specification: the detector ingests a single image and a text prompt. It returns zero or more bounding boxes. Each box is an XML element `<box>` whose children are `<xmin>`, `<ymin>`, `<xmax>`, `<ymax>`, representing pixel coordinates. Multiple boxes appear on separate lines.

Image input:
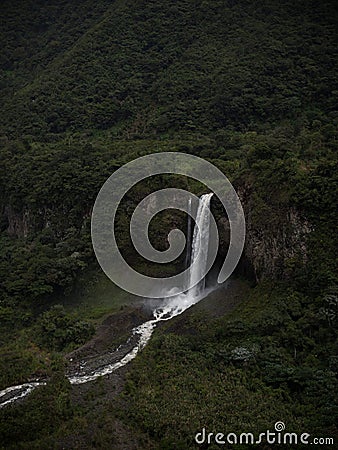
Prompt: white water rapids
<box><xmin>0</xmin><ymin>194</ymin><xmax>214</xmax><ymax>407</ymax></box>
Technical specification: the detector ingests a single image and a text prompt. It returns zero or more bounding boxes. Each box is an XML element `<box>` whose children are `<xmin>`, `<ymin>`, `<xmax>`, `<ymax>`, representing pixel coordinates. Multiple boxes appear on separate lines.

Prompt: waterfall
<box><xmin>188</xmin><ymin>193</ymin><xmax>213</xmax><ymax>297</ymax></box>
<box><xmin>0</xmin><ymin>194</ymin><xmax>215</xmax><ymax>405</ymax></box>
<box><xmin>185</xmin><ymin>197</ymin><xmax>192</xmax><ymax>269</ymax></box>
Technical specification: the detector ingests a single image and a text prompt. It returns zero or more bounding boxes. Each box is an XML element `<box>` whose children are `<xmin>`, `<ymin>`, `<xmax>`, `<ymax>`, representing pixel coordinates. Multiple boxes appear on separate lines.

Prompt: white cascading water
<box><xmin>188</xmin><ymin>193</ymin><xmax>213</xmax><ymax>297</ymax></box>
<box><xmin>0</xmin><ymin>194</ymin><xmax>214</xmax><ymax>406</ymax></box>
<box><xmin>184</xmin><ymin>197</ymin><xmax>192</xmax><ymax>270</ymax></box>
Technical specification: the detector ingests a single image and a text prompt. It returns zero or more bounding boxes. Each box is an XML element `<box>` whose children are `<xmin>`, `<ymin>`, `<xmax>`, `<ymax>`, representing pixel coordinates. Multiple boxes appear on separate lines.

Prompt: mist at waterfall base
<box><xmin>0</xmin><ymin>193</ymin><xmax>221</xmax><ymax>406</ymax></box>
<box><xmin>69</xmin><ymin>193</ymin><xmax>217</xmax><ymax>384</ymax></box>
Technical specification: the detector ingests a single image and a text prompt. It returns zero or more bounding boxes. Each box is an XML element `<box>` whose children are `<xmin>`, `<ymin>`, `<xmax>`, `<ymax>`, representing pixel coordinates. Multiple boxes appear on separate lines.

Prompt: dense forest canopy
<box><xmin>0</xmin><ymin>0</ymin><xmax>337</xmax><ymax>138</ymax></box>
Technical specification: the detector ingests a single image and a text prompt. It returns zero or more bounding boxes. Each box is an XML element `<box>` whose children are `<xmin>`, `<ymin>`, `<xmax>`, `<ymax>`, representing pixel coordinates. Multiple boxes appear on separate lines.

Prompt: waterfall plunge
<box><xmin>188</xmin><ymin>193</ymin><xmax>213</xmax><ymax>298</ymax></box>
<box><xmin>0</xmin><ymin>194</ymin><xmax>215</xmax><ymax>403</ymax></box>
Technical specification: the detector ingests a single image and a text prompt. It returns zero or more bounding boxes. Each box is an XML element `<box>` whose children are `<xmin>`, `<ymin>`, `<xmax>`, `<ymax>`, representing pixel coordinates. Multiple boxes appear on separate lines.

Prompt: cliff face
<box><xmin>244</xmin><ymin>205</ymin><xmax>312</xmax><ymax>282</ymax></box>
<box><xmin>238</xmin><ymin>184</ymin><xmax>312</xmax><ymax>282</ymax></box>
<box><xmin>216</xmin><ymin>182</ymin><xmax>312</xmax><ymax>283</ymax></box>
<box><xmin>2</xmin><ymin>204</ymin><xmax>92</xmax><ymax>239</ymax></box>
<box><xmin>3</xmin><ymin>206</ymin><xmax>46</xmax><ymax>237</ymax></box>
<box><xmin>3</xmin><ymin>183</ymin><xmax>312</xmax><ymax>284</ymax></box>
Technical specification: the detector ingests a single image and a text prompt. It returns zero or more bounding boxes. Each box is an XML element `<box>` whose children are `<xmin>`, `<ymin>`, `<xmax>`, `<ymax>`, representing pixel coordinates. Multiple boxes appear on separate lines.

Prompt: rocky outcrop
<box><xmin>3</xmin><ymin>183</ymin><xmax>312</xmax><ymax>285</ymax></box>
<box><xmin>237</xmin><ymin>184</ymin><xmax>312</xmax><ymax>282</ymax></box>
<box><xmin>2</xmin><ymin>204</ymin><xmax>92</xmax><ymax>238</ymax></box>
<box><xmin>2</xmin><ymin>204</ymin><xmax>57</xmax><ymax>237</ymax></box>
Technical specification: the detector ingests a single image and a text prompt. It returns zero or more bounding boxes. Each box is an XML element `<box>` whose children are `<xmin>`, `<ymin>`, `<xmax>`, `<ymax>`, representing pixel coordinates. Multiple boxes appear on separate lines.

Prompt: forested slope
<box><xmin>1</xmin><ymin>0</ymin><xmax>337</xmax><ymax>138</ymax></box>
<box><xmin>0</xmin><ymin>0</ymin><xmax>337</xmax><ymax>448</ymax></box>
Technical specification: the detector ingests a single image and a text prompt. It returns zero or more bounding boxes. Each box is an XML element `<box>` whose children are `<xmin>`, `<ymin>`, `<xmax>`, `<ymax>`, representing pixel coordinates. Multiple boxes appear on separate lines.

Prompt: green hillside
<box><xmin>0</xmin><ymin>0</ymin><xmax>337</xmax><ymax>448</ymax></box>
<box><xmin>1</xmin><ymin>0</ymin><xmax>337</xmax><ymax>138</ymax></box>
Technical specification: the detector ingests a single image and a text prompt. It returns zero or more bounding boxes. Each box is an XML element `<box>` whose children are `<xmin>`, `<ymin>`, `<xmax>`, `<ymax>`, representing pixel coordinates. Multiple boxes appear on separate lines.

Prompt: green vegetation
<box><xmin>1</xmin><ymin>0</ymin><xmax>337</xmax><ymax>139</ymax></box>
<box><xmin>0</xmin><ymin>0</ymin><xmax>337</xmax><ymax>448</ymax></box>
<box><xmin>121</xmin><ymin>282</ymin><xmax>337</xmax><ymax>448</ymax></box>
<box><xmin>0</xmin><ymin>361</ymin><xmax>74</xmax><ymax>448</ymax></box>
<box><xmin>34</xmin><ymin>304</ymin><xmax>95</xmax><ymax>352</ymax></box>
